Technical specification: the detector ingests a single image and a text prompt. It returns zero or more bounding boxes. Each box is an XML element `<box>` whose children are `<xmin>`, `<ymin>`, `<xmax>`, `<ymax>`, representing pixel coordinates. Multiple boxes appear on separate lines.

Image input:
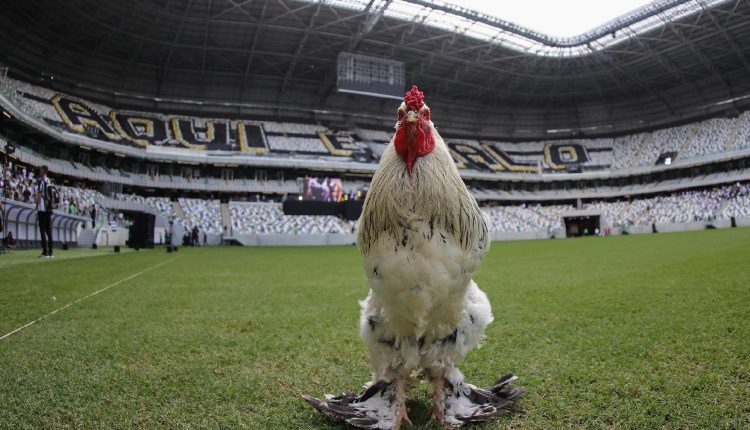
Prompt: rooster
<box><xmin>304</xmin><ymin>86</ymin><xmax>523</xmax><ymax>429</ymax></box>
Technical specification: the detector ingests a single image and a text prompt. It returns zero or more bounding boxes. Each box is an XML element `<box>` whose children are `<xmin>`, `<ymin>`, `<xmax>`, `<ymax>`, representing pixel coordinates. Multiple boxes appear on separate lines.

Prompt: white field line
<box><xmin>0</xmin><ymin>257</ymin><xmax>179</xmax><ymax>342</ymax></box>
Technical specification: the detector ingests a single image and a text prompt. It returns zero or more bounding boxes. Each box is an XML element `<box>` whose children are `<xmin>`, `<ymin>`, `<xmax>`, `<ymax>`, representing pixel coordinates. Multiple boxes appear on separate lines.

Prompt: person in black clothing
<box><xmin>91</xmin><ymin>206</ymin><xmax>96</xmax><ymax>229</ymax></box>
<box><xmin>0</xmin><ymin>199</ymin><xmax>4</xmax><ymax>252</ymax></box>
<box><xmin>192</xmin><ymin>226</ymin><xmax>199</xmax><ymax>247</ymax></box>
<box><xmin>5</xmin><ymin>231</ymin><xmax>16</xmax><ymax>249</ymax></box>
<box><xmin>35</xmin><ymin>165</ymin><xmax>53</xmax><ymax>258</ymax></box>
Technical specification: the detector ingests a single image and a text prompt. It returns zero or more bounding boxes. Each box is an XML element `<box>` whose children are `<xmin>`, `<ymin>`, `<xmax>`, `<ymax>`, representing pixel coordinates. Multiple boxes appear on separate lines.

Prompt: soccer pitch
<box><xmin>1</xmin><ymin>229</ymin><xmax>748</xmax><ymax>429</ymax></box>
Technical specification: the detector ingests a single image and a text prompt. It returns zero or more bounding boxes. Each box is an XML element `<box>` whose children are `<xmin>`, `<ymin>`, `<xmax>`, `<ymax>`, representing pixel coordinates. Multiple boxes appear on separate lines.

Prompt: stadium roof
<box><xmin>1</xmin><ymin>0</ymin><xmax>749</xmax><ymax>139</ymax></box>
<box><xmin>440</xmin><ymin>0</ymin><xmax>656</xmax><ymax>39</ymax></box>
<box><xmin>326</xmin><ymin>0</ymin><xmax>731</xmax><ymax>57</ymax></box>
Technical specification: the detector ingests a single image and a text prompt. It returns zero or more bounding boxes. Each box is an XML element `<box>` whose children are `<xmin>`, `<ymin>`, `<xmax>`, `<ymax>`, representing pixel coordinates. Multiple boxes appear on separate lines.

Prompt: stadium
<box><xmin>0</xmin><ymin>0</ymin><xmax>748</xmax><ymax>428</ymax></box>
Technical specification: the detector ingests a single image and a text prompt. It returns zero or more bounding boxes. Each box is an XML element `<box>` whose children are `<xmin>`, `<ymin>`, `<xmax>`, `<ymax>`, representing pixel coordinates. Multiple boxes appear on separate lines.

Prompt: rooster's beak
<box><xmin>405</xmin><ymin>110</ymin><xmax>418</xmax><ymax>123</ymax></box>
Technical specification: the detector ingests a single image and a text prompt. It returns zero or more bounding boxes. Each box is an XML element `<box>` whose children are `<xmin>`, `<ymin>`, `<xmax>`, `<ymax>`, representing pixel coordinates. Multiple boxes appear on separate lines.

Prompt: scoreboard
<box><xmin>337</xmin><ymin>52</ymin><xmax>405</xmax><ymax>100</ymax></box>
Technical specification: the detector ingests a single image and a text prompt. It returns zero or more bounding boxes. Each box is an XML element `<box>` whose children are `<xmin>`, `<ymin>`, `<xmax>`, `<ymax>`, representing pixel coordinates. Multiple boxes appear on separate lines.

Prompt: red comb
<box><xmin>404</xmin><ymin>85</ymin><xmax>424</xmax><ymax>111</ymax></box>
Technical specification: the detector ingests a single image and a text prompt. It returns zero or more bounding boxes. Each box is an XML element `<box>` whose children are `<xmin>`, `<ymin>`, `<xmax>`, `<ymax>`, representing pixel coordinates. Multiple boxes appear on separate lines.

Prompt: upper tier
<box><xmin>2</xmin><ymin>77</ymin><xmax>750</xmax><ymax>176</ymax></box>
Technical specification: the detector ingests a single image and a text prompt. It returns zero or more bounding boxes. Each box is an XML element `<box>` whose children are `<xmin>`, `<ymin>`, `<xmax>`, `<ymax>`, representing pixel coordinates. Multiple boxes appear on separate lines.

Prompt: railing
<box><xmin>1</xmin><ymin>198</ymin><xmax>88</xmax><ymax>248</ymax></box>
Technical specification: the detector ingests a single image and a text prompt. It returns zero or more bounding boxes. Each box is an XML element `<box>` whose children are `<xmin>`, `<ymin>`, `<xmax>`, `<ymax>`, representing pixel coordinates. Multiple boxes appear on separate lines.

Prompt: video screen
<box><xmin>304</xmin><ymin>177</ymin><xmax>344</xmax><ymax>202</ymax></box>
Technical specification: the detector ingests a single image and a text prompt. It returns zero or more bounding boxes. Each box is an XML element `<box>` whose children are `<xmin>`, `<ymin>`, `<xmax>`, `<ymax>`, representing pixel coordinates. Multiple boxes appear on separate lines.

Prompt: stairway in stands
<box><xmin>614</xmin><ymin>203</ymin><xmax>632</xmax><ymax>225</ymax></box>
<box><xmin>633</xmin><ymin>132</ymin><xmax>653</xmax><ymax>166</ymax></box>
<box><xmin>725</xmin><ymin>116</ymin><xmax>742</xmax><ymax>151</ymax></box>
<box><xmin>221</xmin><ymin>203</ymin><xmax>232</xmax><ymax>236</ymax></box>
<box><xmin>716</xmin><ymin>198</ymin><xmax>732</xmax><ymax>219</ymax></box>
<box><xmin>633</xmin><ymin>206</ymin><xmax>652</xmax><ymax>226</ymax></box>
<box><xmin>77</xmin><ymin>228</ymin><xmax>96</xmax><ymax>248</ymax></box>
<box><xmin>172</xmin><ymin>200</ymin><xmax>185</xmax><ymax>219</ymax></box>
<box><xmin>676</xmin><ymin>123</ymin><xmax>700</xmax><ymax>160</ymax></box>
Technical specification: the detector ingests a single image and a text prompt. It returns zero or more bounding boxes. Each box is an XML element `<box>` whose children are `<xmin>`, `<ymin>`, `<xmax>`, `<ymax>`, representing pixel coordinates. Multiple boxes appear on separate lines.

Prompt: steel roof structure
<box><xmin>1</xmin><ymin>0</ymin><xmax>749</xmax><ymax>139</ymax></box>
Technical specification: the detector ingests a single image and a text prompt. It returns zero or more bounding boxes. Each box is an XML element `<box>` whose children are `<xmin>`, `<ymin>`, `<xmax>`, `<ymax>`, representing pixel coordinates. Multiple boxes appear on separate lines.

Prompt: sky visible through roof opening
<box><xmin>441</xmin><ymin>0</ymin><xmax>656</xmax><ymax>37</ymax></box>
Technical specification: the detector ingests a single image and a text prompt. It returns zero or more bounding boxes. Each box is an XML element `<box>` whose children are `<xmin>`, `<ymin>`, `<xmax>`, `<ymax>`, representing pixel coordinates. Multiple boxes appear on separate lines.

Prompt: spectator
<box><xmin>34</xmin><ymin>165</ymin><xmax>53</xmax><ymax>258</ymax></box>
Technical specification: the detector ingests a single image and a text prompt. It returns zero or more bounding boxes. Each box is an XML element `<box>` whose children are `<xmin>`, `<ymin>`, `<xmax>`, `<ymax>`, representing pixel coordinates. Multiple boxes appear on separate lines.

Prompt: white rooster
<box><xmin>304</xmin><ymin>86</ymin><xmax>522</xmax><ymax>429</ymax></box>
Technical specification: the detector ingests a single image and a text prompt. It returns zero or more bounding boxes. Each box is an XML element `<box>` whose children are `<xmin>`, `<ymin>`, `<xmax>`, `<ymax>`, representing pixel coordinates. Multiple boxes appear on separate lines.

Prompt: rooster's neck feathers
<box><xmin>357</xmin><ymin>128</ymin><xmax>488</xmax><ymax>255</ymax></box>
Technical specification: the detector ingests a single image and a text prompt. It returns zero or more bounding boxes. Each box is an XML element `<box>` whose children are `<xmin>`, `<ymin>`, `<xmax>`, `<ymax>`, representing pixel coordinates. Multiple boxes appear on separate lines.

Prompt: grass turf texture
<box><xmin>0</xmin><ymin>229</ymin><xmax>748</xmax><ymax>429</ymax></box>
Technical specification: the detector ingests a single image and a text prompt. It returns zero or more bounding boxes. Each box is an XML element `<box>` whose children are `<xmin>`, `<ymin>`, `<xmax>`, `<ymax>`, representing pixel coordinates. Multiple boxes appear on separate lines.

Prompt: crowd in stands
<box><xmin>1</xmin><ymin>158</ymin><xmax>36</xmax><ymax>203</ymax></box>
<box><xmin>1</xmin><ymin>157</ymin><xmax>119</xmax><ymax>232</ymax></box>
<box><xmin>2</xmin><ymin>158</ymin><xmax>99</xmax><ymax>221</ymax></box>
<box><xmin>58</xmin><ymin>185</ymin><xmax>99</xmax><ymax>217</ymax></box>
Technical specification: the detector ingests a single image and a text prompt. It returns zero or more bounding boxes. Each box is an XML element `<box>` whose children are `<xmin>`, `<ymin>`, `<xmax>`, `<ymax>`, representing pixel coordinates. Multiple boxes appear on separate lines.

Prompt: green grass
<box><xmin>0</xmin><ymin>248</ymin><xmax>137</xmax><ymax>270</ymax></box>
<box><xmin>0</xmin><ymin>229</ymin><xmax>749</xmax><ymax>429</ymax></box>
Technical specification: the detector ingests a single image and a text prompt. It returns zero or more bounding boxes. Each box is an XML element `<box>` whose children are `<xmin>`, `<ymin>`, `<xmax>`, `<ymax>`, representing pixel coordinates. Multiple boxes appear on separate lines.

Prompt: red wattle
<box><xmin>394</xmin><ymin>125</ymin><xmax>408</xmax><ymax>159</ymax></box>
<box><xmin>394</xmin><ymin>122</ymin><xmax>435</xmax><ymax>175</ymax></box>
<box><xmin>415</xmin><ymin>123</ymin><xmax>435</xmax><ymax>158</ymax></box>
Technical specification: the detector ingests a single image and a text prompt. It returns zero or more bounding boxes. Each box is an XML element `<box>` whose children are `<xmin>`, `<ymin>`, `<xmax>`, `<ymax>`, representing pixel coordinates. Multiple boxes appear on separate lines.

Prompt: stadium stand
<box><xmin>2</xmin><ymin>157</ymin><xmax>100</xmax><ymax>224</ymax></box>
<box><xmin>721</xmin><ymin>183</ymin><xmax>750</xmax><ymax>219</ymax></box>
<box><xmin>266</xmin><ymin>136</ymin><xmax>328</xmax><ymax>153</ymax></box>
<box><xmin>3</xmin><ymin>76</ymin><xmax>750</xmax><ymax>176</ymax></box>
<box><xmin>5</xmin><ymin>133</ymin><xmax>749</xmax><ymax>240</ymax></box>
<box><xmin>229</xmin><ymin>202</ymin><xmax>352</xmax><ymax>235</ymax></box>
<box><xmin>114</xmin><ymin>194</ymin><xmax>177</xmax><ymax>221</ymax></box>
<box><xmin>1</xmin><ymin>157</ymin><xmax>36</xmax><ymax>203</ymax></box>
<box><xmin>93</xmin><ymin>183</ymin><xmax>750</xmax><ymax>236</ymax></box>
<box><xmin>733</xmin><ymin>111</ymin><xmax>750</xmax><ymax>151</ymax></box>
<box><xmin>482</xmin><ymin>205</ymin><xmax>557</xmax><ymax>233</ymax></box>
<box><xmin>484</xmin><ymin>183</ymin><xmax>750</xmax><ymax>233</ymax></box>
<box><xmin>178</xmin><ymin>198</ymin><xmax>222</xmax><ymax>234</ymax></box>
<box><xmin>358</xmin><ymin>129</ymin><xmax>392</xmax><ymax>144</ymax></box>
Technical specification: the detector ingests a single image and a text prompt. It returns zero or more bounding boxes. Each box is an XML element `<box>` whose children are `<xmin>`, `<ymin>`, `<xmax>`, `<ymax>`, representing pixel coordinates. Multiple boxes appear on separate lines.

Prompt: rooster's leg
<box><xmin>427</xmin><ymin>371</ymin><xmax>449</xmax><ymax>429</ymax></box>
<box><xmin>391</xmin><ymin>376</ymin><xmax>412</xmax><ymax>429</ymax></box>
